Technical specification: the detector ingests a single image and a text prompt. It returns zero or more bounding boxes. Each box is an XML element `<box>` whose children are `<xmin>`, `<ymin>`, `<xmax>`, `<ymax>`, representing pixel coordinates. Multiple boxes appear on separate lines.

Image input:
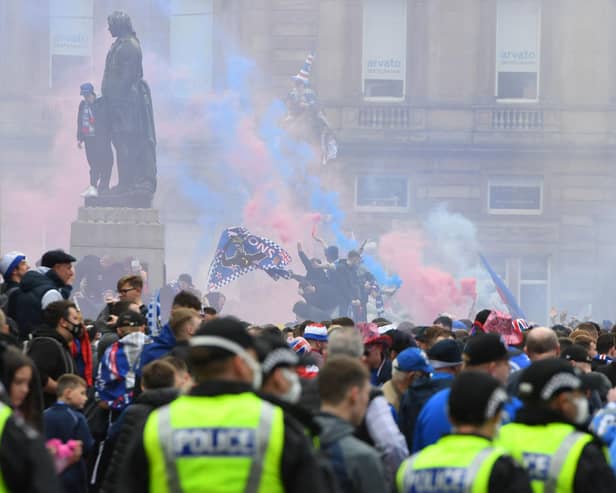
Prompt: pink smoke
<box><xmin>379</xmin><ymin>231</ymin><xmax>476</xmax><ymax>323</ymax></box>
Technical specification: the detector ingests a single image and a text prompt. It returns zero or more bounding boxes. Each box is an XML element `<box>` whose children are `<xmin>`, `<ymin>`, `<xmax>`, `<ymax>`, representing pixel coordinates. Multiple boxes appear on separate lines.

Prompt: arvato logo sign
<box><xmin>366</xmin><ymin>58</ymin><xmax>403</xmax><ymax>76</ymax></box>
<box><xmin>500</xmin><ymin>50</ymin><xmax>537</xmax><ymax>65</ymax></box>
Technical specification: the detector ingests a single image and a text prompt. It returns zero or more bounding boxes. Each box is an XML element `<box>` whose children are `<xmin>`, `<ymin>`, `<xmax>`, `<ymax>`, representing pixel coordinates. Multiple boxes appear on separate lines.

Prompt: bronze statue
<box><xmin>99</xmin><ymin>11</ymin><xmax>156</xmax><ymax>207</ymax></box>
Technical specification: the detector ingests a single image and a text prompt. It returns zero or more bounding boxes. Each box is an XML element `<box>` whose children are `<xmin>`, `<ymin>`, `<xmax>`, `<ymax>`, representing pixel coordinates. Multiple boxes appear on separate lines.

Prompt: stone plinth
<box><xmin>70</xmin><ymin>207</ymin><xmax>165</xmax><ymax>289</ymax></box>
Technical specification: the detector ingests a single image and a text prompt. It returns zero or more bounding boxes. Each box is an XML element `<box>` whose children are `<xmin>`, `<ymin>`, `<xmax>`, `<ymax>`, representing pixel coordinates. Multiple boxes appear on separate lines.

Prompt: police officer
<box><xmin>117</xmin><ymin>317</ymin><xmax>326</xmax><ymax>493</ymax></box>
<box><xmin>397</xmin><ymin>371</ymin><xmax>532</xmax><ymax>493</ymax></box>
<box><xmin>497</xmin><ymin>358</ymin><xmax>615</xmax><ymax>493</ymax></box>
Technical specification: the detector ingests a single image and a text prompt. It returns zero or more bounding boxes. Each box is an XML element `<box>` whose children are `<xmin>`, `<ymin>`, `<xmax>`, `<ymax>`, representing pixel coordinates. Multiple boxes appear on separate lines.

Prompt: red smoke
<box><xmin>379</xmin><ymin>231</ymin><xmax>476</xmax><ymax>323</ymax></box>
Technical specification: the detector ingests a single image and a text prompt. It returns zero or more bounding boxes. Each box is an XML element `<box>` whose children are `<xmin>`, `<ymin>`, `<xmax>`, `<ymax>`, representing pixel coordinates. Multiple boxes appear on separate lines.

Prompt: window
<box><xmin>170</xmin><ymin>0</ymin><xmax>214</xmax><ymax>96</ymax></box>
<box><xmin>488</xmin><ymin>176</ymin><xmax>543</xmax><ymax>215</ymax></box>
<box><xmin>495</xmin><ymin>0</ymin><xmax>541</xmax><ymax>100</ymax></box>
<box><xmin>519</xmin><ymin>256</ymin><xmax>549</xmax><ymax>324</ymax></box>
<box><xmin>356</xmin><ymin>175</ymin><xmax>409</xmax><ymax>210</ymax></box>
<box><xmin>362</xmin><ymin>0</ymin><xmax>407</xmax><ymax>100</ymax></box>
<box><xmin>49</xmin><ymin>0</ymin><xmax>93</xmax><ymax>88</ymax></box>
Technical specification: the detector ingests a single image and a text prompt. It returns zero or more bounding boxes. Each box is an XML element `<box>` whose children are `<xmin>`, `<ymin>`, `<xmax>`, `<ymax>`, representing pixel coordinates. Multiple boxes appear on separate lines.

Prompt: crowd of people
<box><xmin>291</xmin><ymin>239</ymin><xmax>392</xmax><ymax>324</ymax></box>
<box><xmin>0</xmin><ymin>247</ymin><xmax>616</xmax><ymax>492</ymax></box>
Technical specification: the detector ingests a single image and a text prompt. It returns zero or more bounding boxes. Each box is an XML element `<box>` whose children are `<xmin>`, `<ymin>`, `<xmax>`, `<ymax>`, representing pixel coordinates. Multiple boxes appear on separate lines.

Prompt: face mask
<box><xmin>66</xmin><ymin>321</ymin><xmax>82</xmax><ymax>338</ymax></box>
<box><xmin>190</xmin><ymin>335</ymin><xmax>262</xmax><ymax>390</ymax></box>
<box><xmin>572</xmin><ymin>396</ymin><xmax>589</xmax><ymax>425</ymax></box>
<box><xmin>280</xmin><ymin>368</ymin><xmax>302</xmax><ymax>404</ymax></box>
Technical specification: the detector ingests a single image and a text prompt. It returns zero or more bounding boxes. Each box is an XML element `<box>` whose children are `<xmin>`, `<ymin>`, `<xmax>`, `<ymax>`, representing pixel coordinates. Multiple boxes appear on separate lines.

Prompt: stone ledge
<box><xmin>76</xmin><ymin>207</ymin><xmax>160</xmax><ymax>224</ymax></box>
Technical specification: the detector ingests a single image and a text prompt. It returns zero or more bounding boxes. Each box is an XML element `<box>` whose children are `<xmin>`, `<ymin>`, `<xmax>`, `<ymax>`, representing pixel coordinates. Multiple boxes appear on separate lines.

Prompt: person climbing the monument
<box><xmin>77</xmin><ymin>82</ymin><xmax>113</xmax><ymax>198</ymax></box>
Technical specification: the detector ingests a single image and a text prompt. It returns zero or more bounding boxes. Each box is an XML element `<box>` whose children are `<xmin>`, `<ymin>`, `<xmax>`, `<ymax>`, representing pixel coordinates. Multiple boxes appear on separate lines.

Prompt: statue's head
<box><xmin>107</xmin><ymin>11</ymin><xmax>134</xmax><ymax>38</ymax></box>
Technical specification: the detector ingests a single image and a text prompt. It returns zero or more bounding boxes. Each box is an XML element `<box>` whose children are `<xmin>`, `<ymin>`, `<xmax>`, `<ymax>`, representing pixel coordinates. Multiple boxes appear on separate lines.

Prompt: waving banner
<box><xmin>207</xmin><ymin>227</ymin><xmax>292</xmax><ymax>290</ymax></box>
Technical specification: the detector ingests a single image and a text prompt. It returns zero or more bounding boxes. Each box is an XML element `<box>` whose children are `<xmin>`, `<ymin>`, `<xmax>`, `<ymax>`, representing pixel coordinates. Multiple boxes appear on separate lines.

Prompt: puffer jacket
<box><xmin>9</xmin><ymin>268</ymin><xmax>71</xmax><ymax>340</ymax></box>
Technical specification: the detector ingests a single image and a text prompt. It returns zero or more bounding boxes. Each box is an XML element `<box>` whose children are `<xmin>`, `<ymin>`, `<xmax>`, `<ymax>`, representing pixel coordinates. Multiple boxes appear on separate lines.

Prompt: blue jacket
<box><xmin>44</xmin><ymin>402</ymin><xmax>94</xmax><ymax>493</ymax></box>
<box><xmin>610</xmin><ymin>439</ymin><xmax>616</xmax><ymax>475</ymax></box>
<box><xmin>138</xmin><ymin>323</ymin><xmax>176</xmax><ymax>374</ymax></box>
<box><xmin>411</xmin><ymin>387</ymin><xmax>522</xmax><ymax>453</ymax></box>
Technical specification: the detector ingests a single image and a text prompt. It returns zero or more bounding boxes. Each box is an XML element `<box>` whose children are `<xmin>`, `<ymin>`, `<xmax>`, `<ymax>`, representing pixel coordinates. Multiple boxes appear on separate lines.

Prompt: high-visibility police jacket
<box><xmin>496</xmin><ymin>422</ymin><xmax>596</xmax><ymax>493</ymax></box>
<box><xmin>396</xmin><ymin>434</ymin><xmax>505</xmax><ymax>493</ymax></box>
<box><xmin>0</xmin><ymin>403</ymin><xmax>10</xmax><ymax>493</ymax></box>
<box><xmin>143</xmin><ymin>392</ymin><xmax>285</xmax><ymax>493</ymax></box>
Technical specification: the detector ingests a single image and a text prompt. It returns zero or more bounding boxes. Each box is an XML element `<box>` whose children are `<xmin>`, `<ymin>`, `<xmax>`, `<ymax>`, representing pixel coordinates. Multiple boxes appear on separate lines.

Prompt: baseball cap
<box><xmin>389</xmin><ymin>330</ymin><xmax>416</xmax><ymax>354</ymax></box>
<box><xmin>413</xmin><ymin>326</ymin><xmax>431</xmax><ymax>343</ymax></box>
<box><xmin>0</xmin><ymin>251</ymin><xmax>26</xmax><ymax>278</ymax></box>
<box><xmin>428</xmin><ymin>339</ymin><xmax>463</xmax><ymax>369</ymax></box>
<box><xmin>304</xmin><ymin>324</ymin><xmax>328</xmax><ymax>342</ymax></box>
<box><xmin>394</xmin><ymin>348</ymin><xmax>433</xmax><ymax>373</ymax></box>
<box><xmin>561</xmin><ymin>344</ymin><xmax>592</xmax><ymax>364</ymax></box>
<box><xmin>41</xmin><ymin>249</ymin><xmax>76</xmax><ymax>268</ymax></box>
<box><xmin>518</xmin><ymin>358</ymin><xmax>582</xmax><ymax>402</ymax></box>
<box><xmin>448</xmin><ymin>371</ymin><xmax>508</xmax><ymax>425</ymax></box>
<box><xmin>463</xmin><ymin>334</ymin><xmax>509</xmax><ymax>366</ymax></box>
<box><xmin>190</xmin><ymin>316</ymin><xmax>257</xmax><ymax>363</ymax></box>
<box><xmin>116</xmin><ymin>311</ymin><xmax>147</xmax><ymax>328</ymax></box>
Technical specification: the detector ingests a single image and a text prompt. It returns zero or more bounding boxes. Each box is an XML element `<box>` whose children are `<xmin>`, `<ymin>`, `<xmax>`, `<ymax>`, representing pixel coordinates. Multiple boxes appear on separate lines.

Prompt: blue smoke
<box><xmin>168</xmin><ymin>51</ymin><xmax>402</xmax><ymax>288</ymax></box>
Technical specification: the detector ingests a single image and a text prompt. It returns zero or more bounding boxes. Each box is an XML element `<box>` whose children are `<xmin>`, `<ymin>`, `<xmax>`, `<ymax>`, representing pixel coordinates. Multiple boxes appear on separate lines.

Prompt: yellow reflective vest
<box><xmin>496</xmin><ymin>422</ymin><xmax>595</xmax><ymax>493</ymax></box>
<box><xmin>143</xmin><ymin>392</ymin><xmax>285</xmax><ymax>493</ymax></box>
<box><xmin>397</xmin><ymin>434</ymin><xmax>504</xmax><ymax>493</ymax></box>
<box><xmin>0</xmin><ymin>403</ymin><xmax>11</xmax><ymax>493</ymax></box>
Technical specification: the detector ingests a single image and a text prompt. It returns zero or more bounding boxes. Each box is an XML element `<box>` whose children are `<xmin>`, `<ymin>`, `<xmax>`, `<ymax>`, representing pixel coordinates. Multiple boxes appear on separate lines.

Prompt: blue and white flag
<box><xmin>207</xmin><ymin>227</ymin><xmax>292</xmax><ymax>291</ymax></box>
<box><xmin>146</xmin><ymin>290</ymin><xmax>162</xmax><ymax>337</ymax></box>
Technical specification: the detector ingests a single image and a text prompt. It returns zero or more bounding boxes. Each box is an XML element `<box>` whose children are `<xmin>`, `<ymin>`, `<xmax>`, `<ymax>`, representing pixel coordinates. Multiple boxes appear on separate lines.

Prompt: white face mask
<box><xmin>280</xmin><ymin>368</ymin><xmax>302</xmax><ymax>404</ymax></box>
<box><xmin>572</xmin><ymin>396</ymin><xmax>589</xmax><ymax>425</ymax></box>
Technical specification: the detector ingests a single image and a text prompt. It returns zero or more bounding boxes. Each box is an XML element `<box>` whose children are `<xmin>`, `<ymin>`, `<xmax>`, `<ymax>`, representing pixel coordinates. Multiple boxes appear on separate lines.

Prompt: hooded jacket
<box><xmin>138</xmin><ymin>323</ymin><xmax>176</xmax><ymax>373</ymax></box>
<box><xmin>315</xmin><ymin>413</ymin><xmax>387</xmax><ymax>493</ymax></box>
<box><xmin>9</xmin><ymin>268</ymin><xmax>72</xmax><ymax>340</ymax></box>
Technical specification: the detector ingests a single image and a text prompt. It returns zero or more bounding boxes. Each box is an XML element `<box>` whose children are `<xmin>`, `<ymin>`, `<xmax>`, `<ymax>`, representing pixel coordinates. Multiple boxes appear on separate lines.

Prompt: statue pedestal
<box><xmin>70</xmin><ymin>207</ymin><xmax>165</xmax><ymax>289</ymax></box>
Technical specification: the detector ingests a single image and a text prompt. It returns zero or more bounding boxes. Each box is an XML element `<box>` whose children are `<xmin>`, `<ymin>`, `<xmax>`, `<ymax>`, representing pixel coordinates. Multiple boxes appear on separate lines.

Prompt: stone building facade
<box><xmin>2</xmin><ymin>0</ymin><xmax>616</xmax><ymax>322</ymax></box>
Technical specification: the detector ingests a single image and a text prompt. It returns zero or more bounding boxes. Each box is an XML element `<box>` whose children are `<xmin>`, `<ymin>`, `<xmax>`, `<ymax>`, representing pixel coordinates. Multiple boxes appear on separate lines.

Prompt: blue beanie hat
<box><xmin>80</xmin><ymin>82</ymin><xmax>94</xmax><ymax>96</ymax></box>
<box><xmin>0</xmin><ymin>252</ymin><xmax>26</xmax><ymax>278</ymax></box>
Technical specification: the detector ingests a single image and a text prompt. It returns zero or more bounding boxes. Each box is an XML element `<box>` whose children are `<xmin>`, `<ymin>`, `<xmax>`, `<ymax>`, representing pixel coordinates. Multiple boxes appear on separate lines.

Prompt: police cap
<box><xmin>448</xmin><ymin>371</ymin><xmax>507</xmax><ymax>426</ymax></box>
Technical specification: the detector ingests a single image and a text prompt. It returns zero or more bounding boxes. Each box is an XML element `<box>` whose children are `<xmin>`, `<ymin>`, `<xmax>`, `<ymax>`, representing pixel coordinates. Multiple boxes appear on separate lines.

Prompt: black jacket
<box><xmin>115</xmin><ymin>381</ymin><xmax>327</xmax><ymax>493</ymax></box>
<box><xmin>100</xmin><ymin>388</ymin><xmax>178</xmax><ymax>493</ymax></box>
<box><xmin>9</xmin><ymin>269</ymin><xmax>71</xmax><ymax>340</ymax></box>
<box><xmin>399</xmin><ymin>374</ymin><xmax>454</xmax><ymax>450</ymax></box>
<box><xmin>27</xmin><ymin>328</ymin><xmax>75</xmax><ymax>408</ymax></box>
<box><xmin>513</xmin><ymin>406</ymin><xmax>616</xmax><ymax>493</ymax></box>
<box><xmin>334</xmin><ymin>260</ymin><xmax>361</xmax><ymax>305</ymax></box>
<box><xmin>1</xmin><ymin>413</ymin><xmax>63</xmax><ymax>493</ymax></box>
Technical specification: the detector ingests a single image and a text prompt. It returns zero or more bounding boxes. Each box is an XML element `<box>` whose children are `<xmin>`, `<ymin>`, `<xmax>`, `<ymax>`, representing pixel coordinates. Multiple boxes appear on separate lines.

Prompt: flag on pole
<box><xmin>479</xmin><ymin>253</ymin><xmax>527</xmax><ymax>320</ymax></box>
<box><xmin>207</xmin><ymin>227</ymin><xmax>292</xmax><ymax>291</ymax></box>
